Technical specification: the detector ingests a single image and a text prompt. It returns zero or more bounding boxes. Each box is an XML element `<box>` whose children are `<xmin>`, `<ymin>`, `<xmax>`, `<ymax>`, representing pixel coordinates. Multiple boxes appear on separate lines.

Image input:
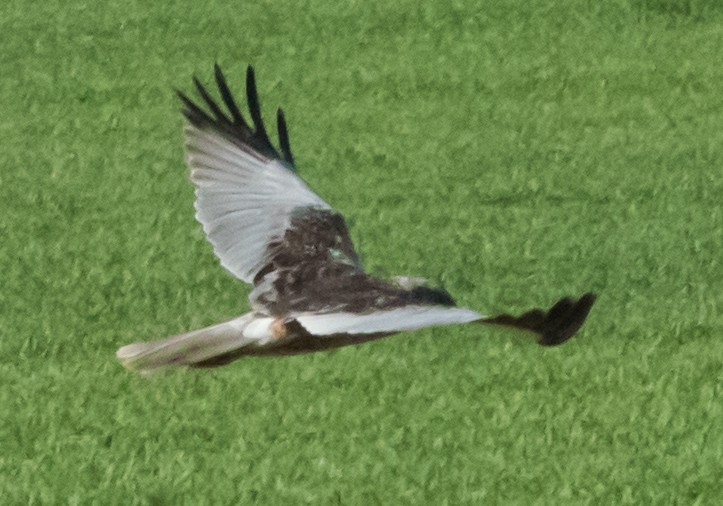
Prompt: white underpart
<box><xmin>116</xmin><ymin>312</ymin><xmax>276</xmax><ymax>373</ymax></box>
<box><xmin>294</xmin><ymin>306</ymin><xmax>483</xmax><ymax>335</ymax></box>
<box><xmin>185</xmin><ymin>126</ymin><xmax>331</xmax><ymax>283</ymax></box>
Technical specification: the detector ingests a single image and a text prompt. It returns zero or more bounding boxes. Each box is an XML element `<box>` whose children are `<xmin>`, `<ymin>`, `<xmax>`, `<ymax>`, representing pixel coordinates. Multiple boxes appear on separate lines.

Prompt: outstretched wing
<box><xmin>294</xmin><ymin>306</ymin><xmax>483</xmax><ymax>335</ymax></box>
<box><xmin>178</xmin><ymin>65</ymin><xmax>359</xmax><ymax>284</ymax></box>
<box><xmin>291</xmin><ymin>293</ymin><xmax>596</xmax><ymax>346</ymax></box>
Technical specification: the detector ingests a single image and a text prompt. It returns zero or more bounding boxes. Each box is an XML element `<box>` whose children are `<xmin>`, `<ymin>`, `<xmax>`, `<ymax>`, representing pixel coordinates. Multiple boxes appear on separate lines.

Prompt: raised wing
<box><xmin>178</xmin><ymin>65</ymin><xmax>354</xmax><ymax>284</ymax></box>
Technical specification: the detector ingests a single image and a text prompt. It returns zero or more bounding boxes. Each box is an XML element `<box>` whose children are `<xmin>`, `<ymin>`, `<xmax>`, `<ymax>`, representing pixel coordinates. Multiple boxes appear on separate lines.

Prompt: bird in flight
<box><xmin>116</xmin><ymin>65</ymin><xmax>596</xmax><ymax>373</ymax></box>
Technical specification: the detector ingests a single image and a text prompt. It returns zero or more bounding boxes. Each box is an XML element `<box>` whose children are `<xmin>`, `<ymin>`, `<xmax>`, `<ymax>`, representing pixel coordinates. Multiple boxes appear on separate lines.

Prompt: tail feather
<box><xmin>116</xmin><ymin>313</ymin><xmax>258</xmax><ymax>373</ymax></box>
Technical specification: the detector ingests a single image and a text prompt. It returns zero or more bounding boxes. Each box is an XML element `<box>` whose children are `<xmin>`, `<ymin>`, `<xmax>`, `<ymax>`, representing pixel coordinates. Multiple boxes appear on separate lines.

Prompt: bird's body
<box><xmin>116</xmin><ymin>65</ymin><xmax>596</xmax><ymax>373</ymax></box>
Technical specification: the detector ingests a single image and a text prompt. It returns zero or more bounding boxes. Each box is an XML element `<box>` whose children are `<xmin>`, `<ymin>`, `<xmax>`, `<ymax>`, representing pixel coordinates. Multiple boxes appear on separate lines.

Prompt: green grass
<box><xmin>1</xmin><ymin>0</ymin><xmax>721</xmax><ymax>503</ymax></box>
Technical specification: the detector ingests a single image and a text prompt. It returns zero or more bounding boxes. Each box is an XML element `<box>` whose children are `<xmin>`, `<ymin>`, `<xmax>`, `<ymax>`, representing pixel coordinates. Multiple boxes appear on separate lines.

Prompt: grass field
<box><xmin>1</xmin><ymin>0</ymin><xmax>721</xmax><ymax>503</ymax></box>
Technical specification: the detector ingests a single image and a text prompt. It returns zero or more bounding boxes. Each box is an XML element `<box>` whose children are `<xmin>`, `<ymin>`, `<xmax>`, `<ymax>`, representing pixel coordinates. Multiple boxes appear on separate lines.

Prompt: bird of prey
<box><xmin>116</xmin><ymin>65</ymin><xmax>596</xmax><ymax>373</ymax></box>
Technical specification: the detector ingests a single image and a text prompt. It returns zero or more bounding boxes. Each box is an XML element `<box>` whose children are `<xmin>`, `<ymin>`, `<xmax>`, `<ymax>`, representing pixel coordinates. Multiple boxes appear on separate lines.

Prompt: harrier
<box><xmin>117</xmin><ymin>65</ymin><xmax>596</xmax><ymax>373</ymax></box>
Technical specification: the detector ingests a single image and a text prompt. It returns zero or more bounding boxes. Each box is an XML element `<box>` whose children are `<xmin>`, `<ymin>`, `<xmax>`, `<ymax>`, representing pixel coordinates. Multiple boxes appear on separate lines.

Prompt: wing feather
<box><xmin>179</xmin><ymin>66</ymin><xmax>334</xmax><ymax>284</ymax></box>
<box><xmin>294</xmin><ymin>306</ymin><xmax>483</xmax><ymax>335</ymax></box>
<box><xmin>214</xmin><ymin>64</ymin><xmax>248</xmax><ymax>128</ymax></box>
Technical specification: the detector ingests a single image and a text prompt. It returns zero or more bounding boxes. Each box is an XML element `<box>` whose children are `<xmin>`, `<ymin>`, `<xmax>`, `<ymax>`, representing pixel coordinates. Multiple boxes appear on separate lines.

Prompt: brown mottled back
<box><xmin>250</xmin><ymin>208</ymin><xmax>456</xmax><ymax>315</ymax></box>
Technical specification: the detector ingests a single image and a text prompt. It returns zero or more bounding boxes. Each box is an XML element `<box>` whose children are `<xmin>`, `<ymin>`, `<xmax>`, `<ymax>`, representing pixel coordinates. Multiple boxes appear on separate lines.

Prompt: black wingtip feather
<box><xmin>214</xmin><ymin>64</ymin><xmax>247</xmax><ymax>128</ymax></box>
<box><xmin>479</xmin><ymin>292</ymin><xmax>596</xmax><ymax>346</ymax></box>
<box><xmin>177</xmin><ymin>64</ymin><xmax>296</xmax><ymax>168</ymax></box>
<box><xmin>245</xmin><ymin>66</ymin><xmax>273</xmax><ymax>152</ymax></box>
<box><xmin>176</xmin><ymin>88</ymin><xmax>216</xmax><ymax>127</ymax></box>
<box><xmin>277</xmin><ymin>107</ymin><xmax>295</xmax><ymax>167</ymax></box>
<box><xmin>192</xmin><ymin>76</ymin><xmax>231</xmax><ymax>125</ymax></box>
<box><xmin>538</xmin><ymin>292</ymin><xmax>596</xmax><ymax>346</ymax></box>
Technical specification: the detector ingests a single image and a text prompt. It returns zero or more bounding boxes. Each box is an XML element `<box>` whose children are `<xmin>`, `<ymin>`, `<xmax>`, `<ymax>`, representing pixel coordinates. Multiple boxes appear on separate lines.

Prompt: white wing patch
<box><xmin>185</xmin><ymin>126</ymin><xmax>331</xmax><ymax>283</ymax></box>
<box><xmin>294</xmin><ymin>306</ymin><xmax>483</xmax><ymax>336</ymax></box>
